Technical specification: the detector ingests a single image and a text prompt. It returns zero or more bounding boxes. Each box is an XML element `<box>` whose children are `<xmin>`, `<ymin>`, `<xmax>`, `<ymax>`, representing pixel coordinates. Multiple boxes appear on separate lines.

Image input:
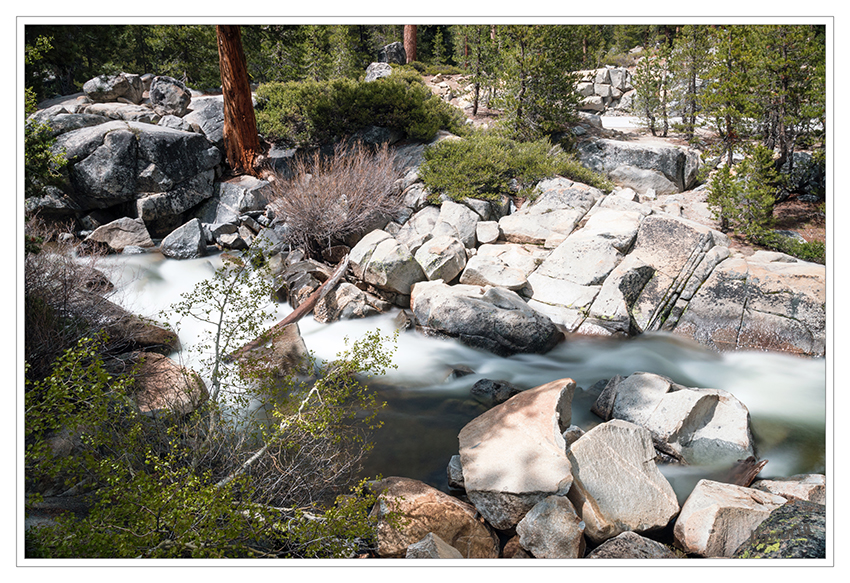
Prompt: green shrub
<box><xmin>25</xmin><ymin>120</ymin><xmax>68</xmax><ymax>199</ymax></box>
<box><xmin>707</xmin><ymin>144</ymin><xmax>779</xmax><ymax>237</ymax></box>
<box><xmin>255</xmin><ymin>71</ymin><xmax>467</xmax><ymax>147</ymax></box>
<box><xmin>419</xmin><ymin>129</ymin><xmax>613</xmax><ymax>202</ymax></box>
<box><xmin>755</xmin><ymin>231</ymin><xmax>826</xmax><ymax>264</ymax></box>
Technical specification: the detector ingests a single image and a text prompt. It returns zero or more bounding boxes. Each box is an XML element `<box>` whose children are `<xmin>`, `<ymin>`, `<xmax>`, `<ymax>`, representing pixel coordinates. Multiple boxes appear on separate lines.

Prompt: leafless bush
<box><xmin>268</xmin><ymin>142</ymin><xmax>404</xmax><ymax>260</ymax></box>
<box><xmin>24</xmin><ymin>215</ymin><xmax>170</xmax><ymax>381</ymax></box>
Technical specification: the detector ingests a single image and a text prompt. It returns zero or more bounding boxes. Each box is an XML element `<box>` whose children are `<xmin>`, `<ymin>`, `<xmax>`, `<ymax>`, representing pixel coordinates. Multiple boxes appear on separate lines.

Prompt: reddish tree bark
<box><xmin>216</xmin><ymin>25</ymin><xmax>262</xmax><ymax>177</ymax></box>
<box><xmin>404</xmin><ymin>25</ymin><xmax>417</xmax><ymax>63</ymax></box>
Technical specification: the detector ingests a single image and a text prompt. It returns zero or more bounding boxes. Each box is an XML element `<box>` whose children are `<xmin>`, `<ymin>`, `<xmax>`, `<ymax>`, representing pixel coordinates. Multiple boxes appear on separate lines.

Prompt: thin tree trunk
<box><xmin>225</xmin><ymin>255</ymin><xmax>350</xmax><ymax>363</ymax></box>
<box><xmin>404</xmin><ymin>25</ymin><xmax>417</xmax><ymax>63</ymax></box>
<box><xmin>216</xmin><ymin>25</ymin><xmax>262</xmax><ymax>177</ymax></box>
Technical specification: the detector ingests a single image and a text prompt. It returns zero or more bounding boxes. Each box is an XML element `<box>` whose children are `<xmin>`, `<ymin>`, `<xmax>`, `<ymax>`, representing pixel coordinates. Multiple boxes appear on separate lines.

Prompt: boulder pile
<box><xmin>367</xmin><ymin>372</ymin><xmax>826</xmax><ymax>559</ymax></box>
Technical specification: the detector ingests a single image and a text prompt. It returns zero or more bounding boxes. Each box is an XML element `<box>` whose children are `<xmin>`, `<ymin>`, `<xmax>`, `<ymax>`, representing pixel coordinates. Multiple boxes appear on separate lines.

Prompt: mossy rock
<box><xmin>733</xmin><ymin>499</ymin><xmax>826</xmax><ymax>559</ymax></box>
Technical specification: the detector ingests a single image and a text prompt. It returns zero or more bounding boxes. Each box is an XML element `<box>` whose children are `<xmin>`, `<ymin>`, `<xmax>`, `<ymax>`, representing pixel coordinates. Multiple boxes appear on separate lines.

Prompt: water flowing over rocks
<box><xmin>26</xmin><ymin>62</ymin><xmax>828</xmax><ymax>559</ymax></box>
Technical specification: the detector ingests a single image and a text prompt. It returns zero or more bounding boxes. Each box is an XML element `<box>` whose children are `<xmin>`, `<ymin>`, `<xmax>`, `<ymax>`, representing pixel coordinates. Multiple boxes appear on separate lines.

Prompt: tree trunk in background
<box><xmin>216</xmin><ymin>25</ymin><xmax>262</xmax><ymax>177</ymax></box>
<box><xmin>404</xmin><ymin>25</ymin><xmax>417</xmax><ymax>63</ymax></box>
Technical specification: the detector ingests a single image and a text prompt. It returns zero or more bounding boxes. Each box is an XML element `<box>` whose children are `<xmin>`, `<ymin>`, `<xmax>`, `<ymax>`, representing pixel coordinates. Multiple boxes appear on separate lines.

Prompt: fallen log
<box><xmin>225</xmin><ymin>254</ymin><xmax>350</xmax><ymax>363</ymax></box>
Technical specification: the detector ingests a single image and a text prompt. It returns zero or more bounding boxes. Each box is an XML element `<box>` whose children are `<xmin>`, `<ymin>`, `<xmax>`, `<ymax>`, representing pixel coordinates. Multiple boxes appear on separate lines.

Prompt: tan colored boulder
<box><xmin>566</xmin><ymin>419</ymin><xmax>680</xmax><ymax>544</ymax></box>
<box><xmin>673</xmin><ymin>479</ymin><xmax>787</xmax><ymax>557</ymax></box>
<box><xmin>458</xmin><ymin>379</ymin><xmax>575</xmax><ymax>530</ymax></box>
<box><xmin>85</xmin><ymin>217</ymin><xmax>155</xmax><ymax>252</ymax></box>
<box><xmin>369</xmin><ymin>477</ymin><xmax>499</xmax><ymax>558</ymax></box>
<box><xmin>131</xmin><ymin>352</ymin><xmax>208</xmax><ymax>416</ymax></box>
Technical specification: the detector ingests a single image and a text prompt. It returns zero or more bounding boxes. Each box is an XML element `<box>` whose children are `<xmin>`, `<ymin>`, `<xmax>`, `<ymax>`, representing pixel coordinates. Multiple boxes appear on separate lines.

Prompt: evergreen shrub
<box><xmin>255</xmin><ymin>71</ymin><xmax>467</xmax><ymax>147</ymax></box>
<box><xmin>419</xmin><ymin>129</ymin><xmax>613</xmax><ymax>202</ymax></box>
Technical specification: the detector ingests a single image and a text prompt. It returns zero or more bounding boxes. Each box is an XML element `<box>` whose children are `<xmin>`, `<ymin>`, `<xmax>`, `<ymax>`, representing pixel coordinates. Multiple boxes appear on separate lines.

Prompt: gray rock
<box><xmin>160</xmin><ymin>218</ymin><xmax>207</xmax><ymax>259</ymax></box>
<box><xmin>516</xmin><ymin>495</ymin><xmax>585</xmax><ymax>558</ymax></box>
<box><xmin>591</xmin><ymin>372</ymin><xmax>756</xmax><ymax>466</ymax></box>
<box><xmin>498</xmin><ymin>178</ymin><xmax>601</xmax><ymax>246</ymax></box>
<box><xmin>184</xmin><ymin>96</ymin><xmax>225</xmax><ymax>149</ymax></box>
<box><xmin>195</xmin><ymin>175</ymin><xmax>273</xmax><ymax>225</ymax></box>
<box><xmin>149</xmin><ymin>76</ymin><xmax>191</xmax><ymax>117</ymax></box>
<box><xmin>673</xmin><ymin>254</ymin><xmax>826</xmax><ymax>357</ymax></box>
<box><xmin>459</xmin><ymin>254</ymin><xmax>529</xmax><ymax>291</ymax></box>
<box><xmin>414</xmin><ymin>235</ymin><xmax>468</xmax><ymax>282</ymax></box>
<box><xmin>410</xmin><ymin>281</ymin><xmax>562</xmax><ymax>357</ymax></box>
<box><xmin>447</xmin><ymin>455</ymin><xmax>464</xmax><ymax>490</ymax></box>
<box><xmin>750</xmin><ymin>474</ymin><xmax>826</xmax><ymax>505</ymax></box>
<box><xmin>586</xmin><ymin>531</ymin><xmax>679</xmax><ymax>559</ymax></box>
<box><xmin>475</xmin><ymin>221</ymin><xmax>500</xmax><ymax>245</ymax></box>
<box><xmin>378</xmin><ymin>42</ymin><xmax>406</xmax><ymax>64</ymax></box>
<box><xmin>52</xmin><ymin>121</ymin><xmax>221</xmax><ymax>219</ymax></box>
<box><xmin>405</xmin><ymin>533</ymin><xmax>464</xmax><ymax>559</ymax></box>
<box><xmin>82</xmin><ymin>102</ymin><xmax>159</xmax><ymax>124</ymax></box>
<box><xmin>396</xmin><ymin>205</ymin><xmax>440</xmax><ymax>254</ymax></box>
<box><xmin>576</xmin><ymin>138</ymin><xmax>701</xmax><ymax>193</ymax></box>
<box><xmin>436</xmin><ymin>200</ymin><xmax>479</xmax><ymax>248</ymax></box>
<box><xmin>469</xmin><ymin>378</ymin><xmax>523</xmax><ymax>407</ymax></box>
<box><xmin>349</xmin><ymin>230</ymin><xmax>425</xmax><ymax>296</ymax></box>
<box><xmin>365</xmin><ymin>62</ymin><xmax>394</xmax><ymax>82</ymax></box>
<box><xmin>83</xmin><ymin>72</ymin><xmax>144</xmax><ymax>104</ymax></box>
<box><xmin>313</xmin><ymin>282</ymin><xmax>390</xmax><ymax>323</ymax></box>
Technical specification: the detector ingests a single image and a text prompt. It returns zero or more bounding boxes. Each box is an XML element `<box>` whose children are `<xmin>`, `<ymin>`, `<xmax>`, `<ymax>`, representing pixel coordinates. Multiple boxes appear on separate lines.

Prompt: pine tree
<box><xmin>669</xmin><ymin>25</ymin><xmax>712</xmax><ymax>142</ymax></box>
<box><xmin>699</xmin><ymin>25</ymin><xmax>755</xmax><ymax>167</ymax></box>
<box><xmin>495</xmin><ymin>25</ymin><xmax>583</xmax><ymax>141</ymax></box>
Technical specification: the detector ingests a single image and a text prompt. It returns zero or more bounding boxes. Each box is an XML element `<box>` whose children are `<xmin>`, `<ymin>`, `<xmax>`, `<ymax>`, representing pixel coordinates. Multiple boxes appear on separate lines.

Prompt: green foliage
<box><xmin>494</xmin><ymin>25</ymin><xmax>584</xmax><ymax>141</ymax></box>
<box><xmin>755</xmin><ymin>231</ymin><xmax>825</xmax><ymax>265</ymax></box>
<box><xmin>707</xmin><ymin>144</ymin><xmax>780</xmax><ymax>238</ymax></box>
<box><xmin>632</xmin><ymin>44</ymin><xmax>672</xmax><ymax>137</ymax></box>
<box><xmin>24</xmin><ymin>121</ymin><xmax>68</xmax><ymax>199</ymax></box>
<box><xmin>26</xmin><ymin>241</ymin><xmax>399</xmax><ymax>558</ymax></box>
<box><xmin>254</xmin><ymin>73</ymin><xmax>467</xmax><ymax>147</ymax></box>
<box><xmin>24</xmin><ymin>33</ymin><xmax>68</xmax><ymax>199</ymax></box>
<box><xmin>420</xmin><ymin>129</ymin><xmax>613</xmax><ymax>202</ymax></box>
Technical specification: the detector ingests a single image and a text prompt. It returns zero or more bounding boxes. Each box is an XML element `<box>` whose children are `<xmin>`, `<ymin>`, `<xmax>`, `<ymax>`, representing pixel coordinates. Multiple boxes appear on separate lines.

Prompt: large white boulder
<box><xmin>458</xmin><ymin>379</ymin><xmax>576</xmax><ymax>530</ymax></box>
<box><xmin>566</xmin><ymin>419</ymin><xmax>680</xmax><ymax>544</ymax></box>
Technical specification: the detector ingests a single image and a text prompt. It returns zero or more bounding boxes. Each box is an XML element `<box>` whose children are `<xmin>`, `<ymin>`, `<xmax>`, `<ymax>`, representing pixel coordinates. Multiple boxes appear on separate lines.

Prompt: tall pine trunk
<box><xmin>216</xmin><ymin>25</ymin><xmax>262</xmax><ymax>177</ymax></box>
<box><xmin>404</xmin><ymin>25</ymin><xmax>417</xmax><ymax>63</ymax></box>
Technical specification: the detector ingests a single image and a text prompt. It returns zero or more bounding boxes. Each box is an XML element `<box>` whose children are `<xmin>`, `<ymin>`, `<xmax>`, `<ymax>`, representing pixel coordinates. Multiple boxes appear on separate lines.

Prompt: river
<box><xmin>96</xmin><ymin>250</ymin><xmax>827</xmax><ymax>502</ymax></box>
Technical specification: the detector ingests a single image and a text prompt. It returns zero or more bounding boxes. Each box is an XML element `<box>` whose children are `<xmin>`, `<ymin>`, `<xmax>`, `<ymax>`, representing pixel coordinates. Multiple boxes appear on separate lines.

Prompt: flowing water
<box><xmin>96</xmin><ymin>251</ymin><xmax>828</xmax><ymax>502</ymax></box>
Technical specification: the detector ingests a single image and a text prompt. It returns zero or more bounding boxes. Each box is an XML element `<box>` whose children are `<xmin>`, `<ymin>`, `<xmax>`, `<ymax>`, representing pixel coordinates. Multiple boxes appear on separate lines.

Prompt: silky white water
<box><xmin>95</xmin><ymin>251</ymin><xmax>827</xmax><ymax>498</ymax></box>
